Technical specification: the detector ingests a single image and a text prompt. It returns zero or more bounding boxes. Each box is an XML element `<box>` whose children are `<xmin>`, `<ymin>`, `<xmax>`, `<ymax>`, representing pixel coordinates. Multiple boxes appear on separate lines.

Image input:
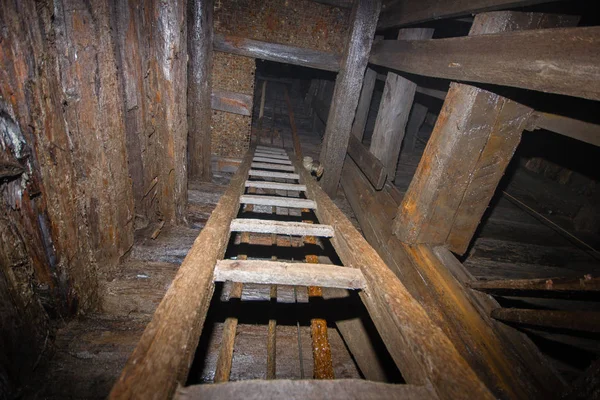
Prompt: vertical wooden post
<box><xmin>350</xmin><ymin>68</ymin><xmax>377</xmax><ymax>141</ymax></box>
<box><xmin>319</xmin><ymin>0</ymin><xmax>381</xmax><ymax>197</ymax></box>
<box><xmin>394</xmin><ymin>11</ymin><xmax>578</xmax><ymax>254</ymax></box>
<box><xmin>369</xmin><ymin>28</ymin><xmax>434</xmax><ymax>181</ymax></box>
<box><xmin>188</xmin><ymin>0</ymin><xmax>214</xmax><ymax>182</ymax></box>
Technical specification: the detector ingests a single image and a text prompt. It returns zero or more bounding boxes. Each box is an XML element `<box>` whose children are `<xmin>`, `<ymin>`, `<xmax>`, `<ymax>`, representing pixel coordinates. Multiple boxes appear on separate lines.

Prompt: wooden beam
<box><xmin>394</xmin><ymin>83</ymin><xmax>533</xmax><ymax>252</ymax></box>
<box><xmin>491</xmin><ymin>309</ymin><xmax>600</xmax><ymax>332</ymax></box>
<box><xmin>533</xmin><ymin>112</ymin><xmax>600</xmax><ymax>148</ymax></box>
<box><xmin>347</xmin><ymin>134</ymin><xmax>387</xmax><ymax>190</ymax></box>
<box><xmin>369</xmin><ymin>28</ymin><xmax>434</xmax><ymax>181</ymax></box>
<box><xmin>253</xmin><ymin>157</ymin><xmax>292</xmax><ymax>165</ymax></box>
<box><xmin>213</xmin><ymin>34</ymin><xmax>341</xmax><ymax>72</ymax></box>
<box><xmin>470</xmin><ymin>276</ymin><xmax>600</xmax><ymax>299</ymax></box>
<box><xmin>369</xmin><ymin>26</ymin><xmax>600</xmax><ymax>101</ymax></box>
<box><xmin>211</xmin><ymin>89</ymin><xmax>253</xmax><ymax>116</ymax></box>
<box><xmin>239</xmin><ymin>195</ymin><xmax>316</xmax><ymax>209</ymax></box>
<box><xmin>378</xmin><ymin>0</ymin><xmax>564</xmax><ymax>30</ymax></box>
<box><xmin>187</xmin><ymin>0</ymin><xmax>213</xmax><ymax>181</ymax></box>
<box><xmin>214</xmin><ymin>282</ymin><xmax>243</xmax><ymax>382</ymax></box>
<box><xmin>248</xmin><ymin>170</ymin><xmax>299</xmax><ymax>180</ymax></box>
<box><xmin>339</xmin><ymin>157</ymin><xmax>563</xmax><ymax>399</ymax></box>
<box><xmin>109</xmin><ymin>150</ymin><xmax>253</xmax><ymax>399</ymax></box>
<box><xmin>350</xmin><ymin>67</ymin><xmax>377</xmax><ymax>141</ymax></box>
<box><xmin>214</xmin><ymin>260</ymin><xmax>367</xmax><ymax>289</ymax></box>
<box><xmin>250</xmin><ymin>162</ymin><xmax>295</xmax><ymax>171</ymax></box>
<box><xmin>319</xmin><ymin>0</ymin><xmax>381</xmax><ymax>197</ymax></box>
<box><xmin>295</xmin><ymin>159</ymin><xmax>494</xmax><ymax>400</ymax></box>
<box><xmin>230</xmin><ymin>219</ymin><xmax>334</xmax><ymax>237</ymax></box>
<box><xmin>244</xmin><ymin>181</ymin><xmax>306</xmax><ymax>191</ymax></box>
<box><xmin>175</xmin><ymin>379</ymin><xmax>437</xmax><ymax>400</ymax></box>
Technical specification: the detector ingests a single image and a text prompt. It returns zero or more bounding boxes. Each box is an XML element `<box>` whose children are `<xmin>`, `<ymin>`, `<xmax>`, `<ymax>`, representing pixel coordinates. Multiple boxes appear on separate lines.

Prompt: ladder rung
<box><xmin>214</xmin><ymin>260</ymin><xmax>366</xmax><ymax>290</ymax></box>
<box><xmin>251</xmin><ymin>162</ymin><xmax>296</xmax><ymax>172</ymax></box>
<box><xmin>254</xmin><ymin>152</ymin><xmax>289</xmax><ymax>160</ymax></box>
<box><xmin>249</xmin><ymin>170</ymin><xmax>299</xmax><ymax>180</ymax></box>
<box><xmin>256</xmin><ymin>146</ymin><xmax>286</xmax><ymax>153</ymax></box>
<box><xmin>253</xmin><ymin>157</ymin><xmax>292</xmax><ymax>165</ymax></box>
<box><xmin>230</xmin><ymin>218</ymin><xmax>334</xmax><ymax>237</ymax></box>
<box><xmin>240</xmin><ymin>195</ymin><xmax>316</xmax><ymax>209</ymax></box>
<box><xmin>245</xmin><ymin>181</ymin><xmax>307</xmax><ymax>191</ymax></box>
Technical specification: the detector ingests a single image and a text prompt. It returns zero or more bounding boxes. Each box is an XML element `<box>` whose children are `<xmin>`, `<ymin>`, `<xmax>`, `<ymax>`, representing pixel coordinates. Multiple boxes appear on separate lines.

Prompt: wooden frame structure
<box><xmin>111</xmin><ymin>1</ymin><xmax>600</xmax><ymax>399</ymax></box>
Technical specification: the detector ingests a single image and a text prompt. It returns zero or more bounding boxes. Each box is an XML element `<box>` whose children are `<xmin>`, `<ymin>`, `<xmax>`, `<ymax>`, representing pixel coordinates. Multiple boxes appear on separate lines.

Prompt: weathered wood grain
<box><xmin>109</xmin><ymin>151</ymin><xmax>253</xmax><ymax>399</ymax></box>
<box><xmin>491</xmin><ymin>309</ymin><xmax>600</xmax><ymax>332</ymax></box>
<box><xmin>533</xmin><ymin>112</ymin><xmax>600</xmax><ymax>148</ymax></box>
<box><xmin>340</xmin><ymin>157</ymin><xmax>563</xmax><ymax>399</ymax></box>
<box><xmin>214</xmin><ymin>260</ymin><xmax>367</xmax><ymax>289</ymax></box>
<box><xmin>248</xmin><ymin>170</ymin><xmax>299</xmax><ymax>180</ymax></box>
<box><xmin>470</xmin><ymin>276</ymin><xmax>600</xmax><ymax>299</ymax></box>
<box><xmin>378</xmin><ymin>0</ymin><xmax>564</xmax><ymax>30</ymax></box>
<box><xmin>347</xmin><ymin>135</ymin><xmax>387</xmax><ymax>190</ymax></box>
<box><xmin>296</xmin><ymin>158</ymin><xmax>494</xmax><ymax>400</ymax></box>
<box><xmin>175</xmin><ymin>379</ymin><xmax>437</xmax><ymax>400</ymax></box>
<box><xmin>211</xmin><ymin>89</ymin><xmax>253</xmax><ymax>116</ymax></box>
<box><xmin>350</xmin><ymin>67</ymin><xmax>377</xmax><ymax>141</ymax></box>
<box><xmin>188</xmin><ymin>0</ymin><xmax>213</xmax><ymax>181</ymax></box>
<box><xmin>370</xmin><ymin>26</ymin><xmax>600</xmax><ymax>101</ymax></box>
<box><xmin>253</xmin><ymin>157</ymin><xmax>292</xmax><ymax>165</ymax></box>
<box><xmin>319</xmin><ymin>0</ymin><xmax>381</xmax><ymax>196</ymax></box>
<box><xmin>244</xmin><ymin>181</ymin><xmax>306</xmax><ymax>191</ymax></box>
<box><xmin>230</xmin><ymin>219</ymin><xmax>334</xmax><ymax>237</ymax></box>
<box><xmin>393</xmin><ymin>83</ymin><xmax>532</xmax><ymax>252</ymax></box>
<box><xmin>250</xmin><ymin>162</ymin><xmax>296</xmax><ymax>171</ymax></box>
<box><xmin>239</xmin><ymin>195</ymin><xmax>316</xmax><ymax>209</ymax></box>
<box><xmin>369</xmin><ymin>28</ymin><xmax>434</xmax><ymax>180</ymax></box>
<box><xmin>214</xmin><ymin>34</ymin><xmax>341</xmax><ymax>72</ymax></box>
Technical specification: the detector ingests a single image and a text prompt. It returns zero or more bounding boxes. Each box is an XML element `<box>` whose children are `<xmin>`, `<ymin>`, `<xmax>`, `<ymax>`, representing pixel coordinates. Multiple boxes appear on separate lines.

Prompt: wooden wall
<box><xmin>0</xmin><ymin>0</ymin><xmax>188</xmax><ymax>389</ymax></box>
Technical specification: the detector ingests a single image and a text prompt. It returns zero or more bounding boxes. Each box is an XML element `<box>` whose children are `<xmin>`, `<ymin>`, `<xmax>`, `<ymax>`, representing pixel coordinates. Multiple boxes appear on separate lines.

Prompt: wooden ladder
<box><xmin>111</xmin><ymin>144</ymin><xmax>493</xmax><ymax>400</ymax></box>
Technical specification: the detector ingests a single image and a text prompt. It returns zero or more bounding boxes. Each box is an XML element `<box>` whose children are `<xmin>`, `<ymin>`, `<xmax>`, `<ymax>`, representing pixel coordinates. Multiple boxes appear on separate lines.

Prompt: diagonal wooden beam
<box><xmin>319</xmin><ymin>0</ymin><xmax>382</xmax><ymax>196</ymax></box>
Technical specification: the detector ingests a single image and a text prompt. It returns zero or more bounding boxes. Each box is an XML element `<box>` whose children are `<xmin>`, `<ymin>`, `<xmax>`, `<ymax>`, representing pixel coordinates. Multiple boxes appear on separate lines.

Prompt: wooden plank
<box><xmin>470</xmin><ymin>276</ymin><xmax>600</xmax><ymax>299</ymax></box>
<box><xmin>402</xmin><ymin>102</ymin><xmax>428</xmax><ymax>155</ymax></box>
<box><xmin>533</xmin><ymin>112</ymin><xmax>600</xmax><ymax>148</ymax></box>
<box><xmin>245</xmin><ymin>181</ymin><xmax>306</xmax><ymax>191</ymax></box>
<box><xmin>491</xmin><ymin>309</ymin><xmax>600</xmax><ymax>333</ymax></box>
<box><xmin>239</xmin><ymin>195</ymin><xmax>316</xmax><ymax>209</ymax></box>
<box><xmin>175</xmin><ymin>379</ymin><xmax>437</xmax><ymax>400</ymax></box>
<box><xmin>369</xmin><ymin>26</ymin><xmax>600</xmax><ymax>101</ymax></box>
<box><xmin>369</xmin><ymin>28</ymin><xmax>434</xmax><ymax>181</ymax></box>
<box><xmin>266</xmin><ymin>284</ymin><xmax>277</xmax><ymax>380</ymax></box>
<box><xmin>319</xmin><ymin>0</ymin><xmax>381</xmax><ymax>197</ymax></box>
<box><xmin>254</xmin><ymin>152</ymin><xmax>289</xmax><ymax>160</ymax></box>
<box><xmin>248</xmin><ymin>170</ymin><xmax>299</xmax><ymax>180</ymax></box>
<box><xmin>230</xmin><ymin>219</ymin><xmax>334</xmax><ymax>237</ymax></box>
<box><xmin>350</xmin><ymin>67</ymin><xmax>377</xmax><ymax>141</ymax></box>
<box><xmin>378</xmin><ymin>0</ymin><xmax>564</xmax><ymax>30</ymax></box>
<box><xmin>256</xmin><ymin>145</ymin><xmax>286</xmax><ymax>153</ymax></box>
<box><xmin>211</xmin><ymin>89</ymin><xmax>253</xmax><ymax>116</ymax></box>
<box><xmin>214</xmin><ymin>34</ymin><xmax>341</xmax><ymax>72</ymax></box>
<box><xmin>394</xmin><ymin>83</ymin><xmax>532</xmax><ymax>251</ymax></box>
<box><xmin>295</xmin><ymin>158</ymin><xmax>494</xmax><ymax>400</ymax></box>
<box><xmin>253</xmin><ymin>157</ymin><xmax>292</xmax><ymax>165</ymax></box>
<box><xmin>284</xmin><ymin>86</ymin><xmax>303</xmax><ymax>161</ymax></box>
<box><xmin>339</xmin><ymin>157</ymin><xmax>563</xmax><ymax>399</ymax></box>
<box><xmin>250</xmin><ymin>162</ymin><xmax>296</xmax><ymax>172</ymax></box>
<box><xmin>215</xmin><ymin>260</ymin><xmax>367</xmax><ymax>290</ymax></box>
<box><xmin>347</xmin><ymin>134</ymin><xmax>387</xmax><ymax>190</ymax></box>
<box><xmin>109</xmin><ymin>151</ymin><xmax>254</xmax><ymax>399</ymax></box>
<box><xmin>187</xmin><ymin>0</ymin><xmax>213</xmax><ymax>181</ymax></box>
<box><xmin>214</xmin><ymin>282</ymin><xmax>243</xmax><ymax>382</ymax></box>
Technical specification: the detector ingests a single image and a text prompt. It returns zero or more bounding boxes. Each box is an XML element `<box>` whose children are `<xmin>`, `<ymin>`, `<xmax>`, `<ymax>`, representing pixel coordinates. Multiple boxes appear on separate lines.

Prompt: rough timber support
<box><xmin>340</xmin><ymin>157</ymin><xmax>564</xmax><ymax>399</ymax></box>
<box><xmin>319</xmin><ymin>0</ymin><xmax>381</xmax><ymax>197</ymax></box>
<box><xmin>377</xmin><ymin>0</ymin><xmax>563</xmax><ymax>29</ymax></box>
<box><xmin>393</xmin><ymin>11</ymin><xmax>578</xmax><ymax>255</ymax></box>
<box><xmin>350</xmin><ymin>67</ymin><xmax>377</xmax><ymax>141</ymax></box>
<box><xmin>369</xmin><ymin>28</ymin><xmax>434</xmax><ymax>181</ymax></box>
<box><xmin>213</xmin><ymin>34</ymin><xmax>341</xmax><ymax>72</ymax></box>
<box><xmin>369</xmin><ymin>26</ymin><xmax>600</xmax><ymax>101</ymax></box>
<box><xmin>294</xmin><ymin>158</ymin><xmax>494</xmax><ymax>400</ymax></box>
<box><xmin>109</xmin><ymin>151</ymin><xmax>253</xmax><ymax>399</ymax></box>
<box><xmin>188</xmin><ymin>0</ymin><xmax>214</xmax><ymax>181</ymax></box>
